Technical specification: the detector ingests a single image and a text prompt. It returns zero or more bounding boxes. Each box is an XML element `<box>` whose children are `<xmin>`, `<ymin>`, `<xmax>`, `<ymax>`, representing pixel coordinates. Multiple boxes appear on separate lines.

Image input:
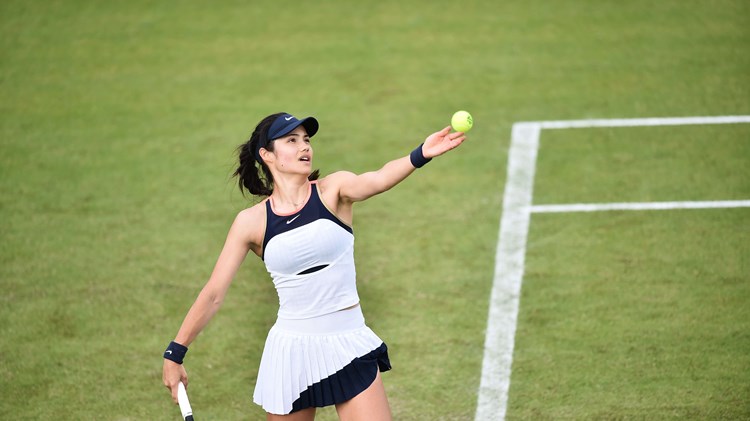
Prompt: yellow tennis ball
<box><xmin>451</xmin><ymin>110</ymin><xmax>473</xmax><ymax>132</ymax></box>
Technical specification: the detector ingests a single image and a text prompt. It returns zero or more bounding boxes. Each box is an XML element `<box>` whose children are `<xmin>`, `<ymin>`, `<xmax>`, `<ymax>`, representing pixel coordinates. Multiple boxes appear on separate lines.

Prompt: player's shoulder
<box><xmin>319</xmin><ymin>171</ymin><xmax>357</xmax><ymax>188</ymax></box>
<box><xmin>230</xmin><ymin>199</ymin><xmax>267</xmax><ymax>245</ymax></box>
<box><xmin>235</xmin><ymin>199</ymin><xmax>267</xmax><ymax>225</ymax></box>
<box><xmin>240</xmin><ymin>199</ymin><xmax>266</xmax><ymax>215</ymax></box>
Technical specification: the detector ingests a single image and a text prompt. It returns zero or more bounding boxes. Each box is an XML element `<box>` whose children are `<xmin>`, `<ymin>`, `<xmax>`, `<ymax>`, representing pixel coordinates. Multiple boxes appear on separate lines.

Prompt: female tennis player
<box><xmin>163</xmin><ymin>112</ymin><xmax>467</xmax><ymax>420</ymax></box>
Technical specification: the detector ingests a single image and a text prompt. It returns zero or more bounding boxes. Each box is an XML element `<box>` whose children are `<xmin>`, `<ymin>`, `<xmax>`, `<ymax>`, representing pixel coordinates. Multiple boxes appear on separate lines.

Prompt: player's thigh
<box><xmin>266</xmin><ymin>407</ymin><xmax>316</xmax><ymax>421</ymax></box>
<box><xmin>335</xmin><ymin>371</ymin><xmax>392</xmax><ymax>421</ymax></box>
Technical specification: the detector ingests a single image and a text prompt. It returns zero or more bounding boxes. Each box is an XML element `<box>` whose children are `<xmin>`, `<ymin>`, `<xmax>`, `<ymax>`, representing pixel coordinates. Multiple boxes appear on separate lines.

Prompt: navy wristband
<box><xmin>164</xmin><ymin>341</ymin><xmax>188</xmax><ymax>364</ymax></box>
<box><xmin>409</xmin><ymin>143</ymin><xmax>432</xmax><ymax>168</ymax></box>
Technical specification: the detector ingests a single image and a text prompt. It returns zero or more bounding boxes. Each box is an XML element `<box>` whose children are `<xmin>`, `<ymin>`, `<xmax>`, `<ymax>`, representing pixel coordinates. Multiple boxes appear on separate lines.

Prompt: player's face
<box><xmin>269</xmin><ymin>125</ymin><xmax>313</xmax><ymax>174</ymax></box>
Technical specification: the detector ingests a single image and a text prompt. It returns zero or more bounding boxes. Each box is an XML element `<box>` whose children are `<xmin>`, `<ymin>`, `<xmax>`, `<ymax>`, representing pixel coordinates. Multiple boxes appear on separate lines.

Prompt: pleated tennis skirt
<box><xmin>252</xmin><ymin>305</ymin><xmax>391</xmax><ymax>415</ymax></box>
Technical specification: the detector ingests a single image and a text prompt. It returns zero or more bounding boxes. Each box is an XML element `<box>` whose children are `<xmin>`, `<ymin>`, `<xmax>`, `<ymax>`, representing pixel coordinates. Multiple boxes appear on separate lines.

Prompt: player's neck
<box><xmin>271</xmin><ymin>177</ymin><xmax>311</xmax><ymax>212</ymax></box>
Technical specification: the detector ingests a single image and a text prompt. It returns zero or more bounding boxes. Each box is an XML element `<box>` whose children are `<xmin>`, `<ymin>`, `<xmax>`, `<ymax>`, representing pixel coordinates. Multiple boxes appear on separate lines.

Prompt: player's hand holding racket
<box><xmin>163</xmin><ymin>359</ymin><xmax>194</xmax><ymax>419</ymax></box>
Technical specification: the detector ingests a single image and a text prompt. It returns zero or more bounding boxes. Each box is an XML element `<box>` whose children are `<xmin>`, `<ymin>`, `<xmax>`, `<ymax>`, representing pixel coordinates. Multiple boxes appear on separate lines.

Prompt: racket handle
<box><xmin>177</xmin><ymin>382</ymin><xmax>194</xmax><ymax>420</ymax></box>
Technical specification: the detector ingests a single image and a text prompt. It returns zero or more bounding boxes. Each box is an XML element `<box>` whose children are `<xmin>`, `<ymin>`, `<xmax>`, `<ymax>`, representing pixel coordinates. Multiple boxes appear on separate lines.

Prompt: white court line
<box><xmin>475</xmin><ymin>115</ymin><xmax>750</xmax><ymax>421</ymax></box>
<box><xmin>531</xmin><ymin>200</ymin><xmax>750</xmax><ymax>213</ymax></box>
<box><xmin>475</xmin><ymin>122</ymin><xmax>540</xmax><ymax>421</ymax></box>
<box><xmin>538</xmin><ymin>115</ymin><xmax>750</xmax><ymax>129</ymax></box>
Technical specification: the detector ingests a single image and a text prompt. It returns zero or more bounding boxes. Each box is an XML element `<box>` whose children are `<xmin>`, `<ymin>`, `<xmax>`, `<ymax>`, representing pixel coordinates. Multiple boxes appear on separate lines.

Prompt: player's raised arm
<box><xmin>336</xmin><ymin>125</ymin><xmax>467</xmax><ymax>203</ymax></box>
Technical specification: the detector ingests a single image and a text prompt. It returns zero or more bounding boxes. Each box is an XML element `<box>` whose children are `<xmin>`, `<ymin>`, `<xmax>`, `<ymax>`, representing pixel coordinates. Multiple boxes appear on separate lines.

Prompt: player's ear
<box><xmin>259</xmin><ymin>148</ymin><xmax>274</xmax><ymax>164</ymax></box>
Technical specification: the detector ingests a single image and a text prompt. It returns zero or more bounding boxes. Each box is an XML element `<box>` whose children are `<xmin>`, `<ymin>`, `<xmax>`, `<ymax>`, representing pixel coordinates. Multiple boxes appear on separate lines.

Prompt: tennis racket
<box><xmin>177</xmin><ymin>382</ymin><xmax>194</xmax><ymax>421</ymax></box>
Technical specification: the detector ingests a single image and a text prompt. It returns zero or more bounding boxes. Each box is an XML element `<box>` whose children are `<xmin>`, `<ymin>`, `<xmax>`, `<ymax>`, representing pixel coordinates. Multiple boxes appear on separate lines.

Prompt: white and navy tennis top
<box><xmin>262</xmin><ymin>182</ymin><xmax>360</xmax><ymax>320</ymax></box>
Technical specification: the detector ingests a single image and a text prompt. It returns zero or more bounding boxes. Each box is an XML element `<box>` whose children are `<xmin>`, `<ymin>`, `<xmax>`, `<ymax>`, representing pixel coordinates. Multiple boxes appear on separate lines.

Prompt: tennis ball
<box><xmin>451</xmin><ymin>110</ymin><xmax>473</xmax><ymax>132</ymax></box>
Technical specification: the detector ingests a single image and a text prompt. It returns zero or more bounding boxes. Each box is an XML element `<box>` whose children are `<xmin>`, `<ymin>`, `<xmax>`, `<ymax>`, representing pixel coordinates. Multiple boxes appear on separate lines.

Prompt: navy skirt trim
<box><xmin>291</xmin><ymin>342</ymin><xmax>391</xmax><ymax>413</ymax></box>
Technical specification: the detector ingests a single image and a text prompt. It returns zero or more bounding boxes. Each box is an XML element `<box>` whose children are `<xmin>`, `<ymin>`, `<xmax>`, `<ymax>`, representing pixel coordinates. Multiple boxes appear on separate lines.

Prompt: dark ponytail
<box><xmin>233</xmin><ymin>112</ymin><xmax>320</xmax><ymax>198</ymax></box>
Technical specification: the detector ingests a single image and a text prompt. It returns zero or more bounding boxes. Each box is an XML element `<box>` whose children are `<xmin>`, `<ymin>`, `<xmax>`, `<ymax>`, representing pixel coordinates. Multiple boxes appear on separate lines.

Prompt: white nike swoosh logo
<box><xmin>165</xmin><ymin>350</ymin><xmax>172</xmax><ymax>354</ymax></box>
<box><xmin>285</xmin><ymin>116</ymin><xmax>294</xmax><ymax>121</ymax></box>
<box><xmin>287</xmin><ymin>214</ymin><xmax>301</xmax><ymax>224</ymax></box>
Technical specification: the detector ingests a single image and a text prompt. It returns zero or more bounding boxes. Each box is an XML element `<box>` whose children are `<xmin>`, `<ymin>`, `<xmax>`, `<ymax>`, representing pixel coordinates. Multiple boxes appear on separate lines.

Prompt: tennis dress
<box><xmin>252</xmin><ymin>181</ymin><xmax>391</xmax><ymax>415</ymax></box>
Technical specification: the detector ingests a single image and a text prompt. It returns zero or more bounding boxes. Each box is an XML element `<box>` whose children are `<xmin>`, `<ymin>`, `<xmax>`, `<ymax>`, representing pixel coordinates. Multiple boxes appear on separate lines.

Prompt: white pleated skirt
<box><xmin>252</xmin><ymin>305</ymin><xmax>391</xmax><ymax>415</ymax></box>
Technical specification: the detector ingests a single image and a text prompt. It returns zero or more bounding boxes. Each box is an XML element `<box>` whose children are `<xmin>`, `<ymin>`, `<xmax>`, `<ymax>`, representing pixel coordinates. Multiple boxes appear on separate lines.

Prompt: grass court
<box><xmin>1</xmin><ymin>1</ymin><xmax>748</xmax><ymax>419</ymax></box>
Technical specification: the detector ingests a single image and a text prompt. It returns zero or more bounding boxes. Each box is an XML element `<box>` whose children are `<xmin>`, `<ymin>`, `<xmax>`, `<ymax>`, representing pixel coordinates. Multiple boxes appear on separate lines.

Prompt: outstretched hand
<box><xmin>422</xmin><ymin>126</ymin><xmax>467</xmax><ymax>159</ymax></box>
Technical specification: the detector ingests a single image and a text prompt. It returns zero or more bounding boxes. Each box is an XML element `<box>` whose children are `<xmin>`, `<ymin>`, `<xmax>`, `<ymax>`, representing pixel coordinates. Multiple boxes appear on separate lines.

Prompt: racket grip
<box><xmin>177</xmin><ymin>382</ymin><xmax>194</xmax><ymax>420</ymax></box>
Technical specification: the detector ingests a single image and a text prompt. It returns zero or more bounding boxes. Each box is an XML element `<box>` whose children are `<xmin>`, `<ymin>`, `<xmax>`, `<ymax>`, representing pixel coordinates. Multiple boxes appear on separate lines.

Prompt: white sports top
<box><xmin>262</xmin><ymin>182</ymin><xmax>360</xmax><ymax>319</ymax></box>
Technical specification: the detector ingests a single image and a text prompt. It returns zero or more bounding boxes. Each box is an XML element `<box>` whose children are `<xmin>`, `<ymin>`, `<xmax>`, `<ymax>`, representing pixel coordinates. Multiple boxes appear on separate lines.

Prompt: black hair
<box><xmin>233</xmin><ymin>112</ymin><xmax>319</xmax><ymax>197</ymax></box>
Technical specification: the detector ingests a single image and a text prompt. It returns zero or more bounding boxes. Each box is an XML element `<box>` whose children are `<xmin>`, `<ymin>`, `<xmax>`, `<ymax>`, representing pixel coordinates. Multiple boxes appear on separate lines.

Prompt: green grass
<box><xmin>534</xmin><ymin>125</ymin><xmax>750</xmax><ymax>204</ymax></box>
<box><xmin>514</xmin><ymin>123</ymin><xmax>750</xmax><ymax>419</ymax></box>
<box><xmin>1</xmin><ymin>0</ymin><xmax>749</xmax><ymax>419</ymax></box>
<box><xmin>515</xmin><ymin>209</ymin><xmax>750</xmax><ymax>419</ymax></box>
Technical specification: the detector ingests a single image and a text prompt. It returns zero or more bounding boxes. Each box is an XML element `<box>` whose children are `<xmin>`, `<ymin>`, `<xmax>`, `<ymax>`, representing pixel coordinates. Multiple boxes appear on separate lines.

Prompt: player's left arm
<box><xmin>335</xmin><ymin>126</ymin><xmax>466</xmax><ymax>203</ymax></box>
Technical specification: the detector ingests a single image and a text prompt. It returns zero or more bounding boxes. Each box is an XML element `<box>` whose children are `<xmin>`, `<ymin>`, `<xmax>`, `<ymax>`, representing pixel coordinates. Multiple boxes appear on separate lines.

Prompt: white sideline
<box><xmin>538</xmin><ymin>115</ymin><xmax>750</xmax><ymax>129</ymax></box>
<box><xmin>475</xmin><ymin>122</ymin><xmax>540</xmax><ymax>421</ymax></box>
<box><xmin>475</xmin><ymin>116</ymin><xmax>750</xmax><ymax>421</ymax></box>
<box><xmin>531</xmin><ymin>200</ymin><xmax>750</xmax><ymax>213</ymax></box>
